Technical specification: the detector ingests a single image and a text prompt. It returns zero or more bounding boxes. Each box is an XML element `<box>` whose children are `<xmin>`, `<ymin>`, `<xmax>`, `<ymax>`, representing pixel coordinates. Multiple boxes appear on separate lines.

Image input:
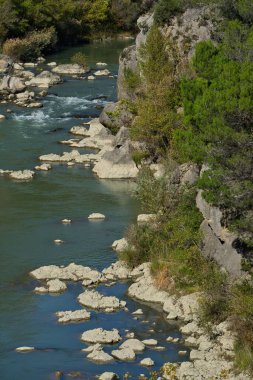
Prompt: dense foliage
<box><xmin>0</xmin><ymin>0</ymin><xmax>154</xmax><ymax>54</ymax></box>
<box><xmin>122</xmin><ymin>0</ymin><xmax>253</xmax><ymax>374</ymax></box>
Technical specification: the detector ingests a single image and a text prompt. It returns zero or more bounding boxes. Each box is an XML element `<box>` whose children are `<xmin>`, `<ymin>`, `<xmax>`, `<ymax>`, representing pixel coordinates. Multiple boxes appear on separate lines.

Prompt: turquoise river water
<box><xmin>0</xmin><ymin>40</ymin><xmax>189</xmax><ymax>380</ymax></box>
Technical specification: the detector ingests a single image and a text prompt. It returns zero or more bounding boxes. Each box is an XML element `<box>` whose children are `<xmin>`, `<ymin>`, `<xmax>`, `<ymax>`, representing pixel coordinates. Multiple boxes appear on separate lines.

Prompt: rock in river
<box><xmin>56</xmin><ymin>309</ymin><xmax>91</xmax><ymax>323</ymax></box>
<box><xmin>119</xmin><ymin>338</ymin><xmax>145</xmax><ymax>352</ymax></box>
<box><xmin>81</xmin><ymin>328</ymin><xmax>121</xmax><ymax>344</ymax></box>
<box><xmin>52</xmin><ymin>64</ymin><xmax>89</xmax><ymax>75</ymax></box>
<box><xmin>88</xmin><ymin>213</ymin><xmax>106</xmax><ymax>220</ymax></box>
<box><xmin>111</xmin><ymin>348</ymin><xmax>136</xmax><ymax>361</ymax></box>
<box><xmin>78</xmin><ymin>289</ymin><xmax>126</xmax><ymax>311</ymax></box>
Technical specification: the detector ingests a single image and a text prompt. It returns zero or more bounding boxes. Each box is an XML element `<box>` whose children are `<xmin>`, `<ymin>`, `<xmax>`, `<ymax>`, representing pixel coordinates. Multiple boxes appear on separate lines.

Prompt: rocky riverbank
<box><xmin>29</xmin><ymin>248</ymin><xmax>249</xmax><ymax>380</ymax></box>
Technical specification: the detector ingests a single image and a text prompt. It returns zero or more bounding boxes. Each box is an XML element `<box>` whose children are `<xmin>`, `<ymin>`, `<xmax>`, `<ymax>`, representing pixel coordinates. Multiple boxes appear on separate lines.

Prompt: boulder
<box><xmin>15</xmin><ymin>346</ymin><xmax>35</xmax><ymax>352</ymax></box>
<box><xmin>88</xmin><ymin>75</ymin><xmax>95</xmax><ymax>80</ymax></box>
<box><xmin>0</xmin><ymin>76</ymin><xmax>26</xmax><ymax>94</ymax></box>
<box><xmin>102</xmin><ymin>261</ymin><xmax>132</xmax><ymax>280</ymax></box>
<box><xmin>132</xmin><ymin>309</ymin><xmax>143</xmax><ymax>316</ymax></box>
<box><xmin>112</xmin><ymin>238</ymin><xmax>128</xmax><ymax>253</ymax></box>
<box><xmin>9</xmin><ymin>170</ymin><xmax>34</xmax><ymax>180</ymax></box>
<box><xmin>81</xmin><ymin>343</ymin><xmax>102</xmax><ymax>353</ymax></box>
<box><xmin>87</xmin><ymin>348</ymin><xmax>114</xmax><ymax>363</ymax></box>
<box><xmin>96</xmin><ymin>62</ymin><xmax>108</xmax><ymax>67</ymax></box>
<box><xmin>56</xmin><ymin>309</ymin><xmax>91</xmax><ymax>323</ymax></box>
<box><xmin>27</xmin><ymin>71</ymin><xmax>62</xmax><ymax>87</ymax></box>
<box><xmin>94</xmin><ymin>69</ymin><xmax>111</xmax><ymax>76</ymax></box>
<box><xmin>119</xmin><ymin>338</ymin><xmax>145</xmax><ymax>352</ymax></box>
<box><xmin>88</xmin><ymin>213</ymin><xmax>106</xmax><ymax>220</ymax></box>
<box><xmin>78</xmin><ymin>289</ymin><xmax>126</xmax><ymax>311</ymax></box>
<box><xmin>52</xmin><ymin>64</ymin><xmax>89</xmax><ymax>75</ymax></box>
<box><xmin>81</xmin><ymin>328</ymin><xmax>121</xmax><ymax>344</ymax></box>
<box><xmin>99</xmin><ymin>102</ymin><xmax>134</xmax><ymax>130</ymax></box>
<box><xmin>99</xmin><ymin>373</ymin><xmax>119</xmax><ymax>380</ymax></box>
<box><xmin>30</xmin><ymin>263</ymin><xmax>102</xmax><ymax>283</ymax></box>
<box><xmin>142</xmin><ymin>339</ymin><xmax>157</xmax><ymax>346</ymax></box>
<box><xmin>111</xmin><ymin>347</ymin><xmax>136</xmax><ymax>361</ymax></box>
<box><xmin>0</xmin><ymin>55</ymin><xmax>13</xmax><ymax>73</ymax></box>
<box><xmin>140</xmin><ymin>358</ymin><xmax>154</xmax><ymax>366</ymax></box>
<box><xmin>0</xmin><ymin>115</ymin><xmax>6</xmax><ymax>121</ymax></box>
<box><xmin>47</xmin><ymin>279</ymin><xmax>67</xmax><ymax>293</ymax></box>
<box><xmin>93</xmin><ymin>142</ymin><xmax>139</xmax><ymax>179</ymax></box>
<box><xmin>35</xmin><ymin>164</ymin><xmax>51</xmax><ymax>171</ymax></box>
<box><xmin>47</xmin><ymin>62</ymin><xmax>57</xmax><ymax>67</ymax></box>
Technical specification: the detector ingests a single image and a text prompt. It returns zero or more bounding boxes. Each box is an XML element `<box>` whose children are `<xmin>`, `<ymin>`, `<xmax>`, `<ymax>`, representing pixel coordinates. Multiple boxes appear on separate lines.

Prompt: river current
<box><xmin>0</xmin><ymin>40</ymin><xmax>188</xmax><ymax>380</ymax></box>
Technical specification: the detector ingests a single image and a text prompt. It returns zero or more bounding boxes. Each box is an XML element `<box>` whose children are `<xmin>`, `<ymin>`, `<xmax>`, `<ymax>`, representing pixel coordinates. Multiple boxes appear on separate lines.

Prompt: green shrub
<box><xmin>154</xmin><ymin>0</ymin><xmax>184</xmax><ymax>26</ymax></box>
<box><xmin>124</xmin><ymin>68</ymin><xmax>141</xmax><ymax>91</ymax></box>
<box><xmin>199</xmin><ymin>267</ymin><xmax>230</xmax><ymax>327</ymax></box>
<box><xmin>131</xmin><ymin>151</ymin><xmax>149</xmax><ymax>166</ymax></box>
<box><xmin>3</xmin><ymin>27</ymin><xmax>57</xmax><ymax>61</ymax></box>
<box><xmin>71</xmin><ymin>52</ymin><xmax>88</xmax><ymax>68</ymax></box>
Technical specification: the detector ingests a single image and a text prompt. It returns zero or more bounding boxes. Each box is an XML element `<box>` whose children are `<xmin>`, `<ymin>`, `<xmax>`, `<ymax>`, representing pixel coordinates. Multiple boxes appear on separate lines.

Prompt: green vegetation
<box><xmin>120</xmin><ymin>0</ymin><xmax>253</xmax><ymax>374</ymax></box>
<box><xmin>2</xmin><ymin>27</ymin><xmax>57</xmax><ymax>61</ymax></box>
<box><xmin>0</xmin><ymin>0</ymin><xmax>155</xmax><ymax>59</ymax></box>
<box><xmin>71</xmin><ymin>52</ymin><xmax>88</xmax><ymax>68</ymax></box>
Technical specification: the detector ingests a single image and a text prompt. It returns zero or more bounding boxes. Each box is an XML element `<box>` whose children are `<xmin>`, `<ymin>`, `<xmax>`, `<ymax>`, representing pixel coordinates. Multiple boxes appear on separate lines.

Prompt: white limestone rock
<box><xmin>112</xmin><ymin>238</ymin><xmax>128</xmax><ymax>253</ymax></box>
<box><xmin>15</xmin><ymin>346</ymin><xmax>35</xmax><ymax>352</ymax></box>
<box><xmin>9</xmin><ymin>170</ymin><xmax>34</xmax><ymax>180</ymax></box>
<box><xmin>88</xmin><ymin>213</ymin><xmax>106</xmax><ymax>220</ymax></box>
<box><xmin>0</xmin><ymin>114</ymin><xmax>6</xmax><ymax>121</ymax></box>
<box><xmin>52</xmin><ymin>64</ymin><xmax>89</xmax><ymax>75</ymax></box>
<box><xmin>35</xmin><ymin>163</ymin><xmax>51</xmax><ymax>171</ymax></box>
<box><xmin>93</xmin><ymin>142</ymin><xmax>139</xmax><ymax>179</ymax></box>
<box><xmin>47</xmin><ymin>279</ymin><xmax>67</xmax><ymax>293</ymax></box>
<box><xmin>81</xmin><ymin>328</ymin><xmax>121</xmax><ymax>344</ymax></box>
<box><xmin>137</xmin><ymin>214</ymin><xmax>156</xmax><ymax>224</ymax></box>
<box><xmin>142</xmin><ymin>339</ymin><xmax>157</xmax><ymax>346</ymax></box>
<box><xmin>30</xmin><ymin>263</ymin><xmax>103</xmax><ymax>283</ymax></box>
<box><xmin>94</xmin><ymin>69</ymin><xmax>110</xmax><ymax>76</ymax></box>
<box><xmin>132</xmin><ymin>309</ymin><xmax>143</xmax><ymax>316</ymax></box>
<box><xmin>103</xmin><ymin>261</ymin><xmax>132</xmax><ymax>280</ymax></box>
<box><xmin>56</xmin><ymin>309</ymin><xmax>91</xmax><ymax>323</ymax></box>
<box><xmin>99</xmin><ymin>373</ymin><xmax>119</xmax><ymax>380</ymax></box>
<box><xmin>140</xmin><ymin>358</ymin><xmax>154</xmax><ymax>367</ymax></box>
<box><xmin>119</xmin><ymin>339</ymin><xmax>145</xmax><ymax>353</ymax></box>
<box><xmin>78</xmin><ymin>289</ymin><xmax>126</xmax><ymax>311</ymax></box>
<box><xmin>87</xmin><ymin>349</ymin><xmax>114</xmax><ymax>363</ymax></box>
<box><xmin>111</xmin><ymin>347</ymin><xmax>136</xmax><ymax>361</ymax></box>
<box><xmin>27</xmin><ymin>71</ymin><xmax>61</xmax><ymax>87</ymax></box>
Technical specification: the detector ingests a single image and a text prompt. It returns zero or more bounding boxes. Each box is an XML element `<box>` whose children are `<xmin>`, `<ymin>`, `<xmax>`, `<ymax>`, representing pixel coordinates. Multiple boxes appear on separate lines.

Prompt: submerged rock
<box><xmin>81</xmin><ymin>328</ymin><xmax>121</xmax><ymax>344</ymax></box>
<box><xmin>0</xmin><ymin>114</ymin><xmax>6</xmax><ymax>121</ymax></box>
<box><xmin>78</xmin><ymin>289</ymin><xmax>126</xmax><ymax>311</ymax></box>
<box><xmin>56</xmin><ymin>309</ymin><xmax>91</xmax><ymax>323</ymax></box>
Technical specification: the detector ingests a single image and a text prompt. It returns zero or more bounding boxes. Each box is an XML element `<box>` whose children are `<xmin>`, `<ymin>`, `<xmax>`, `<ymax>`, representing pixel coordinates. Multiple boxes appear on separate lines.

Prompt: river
<box><xmin>0</xmin><ymin>39</ymin><xmax>188</xmax><ymax>380</ymax></box>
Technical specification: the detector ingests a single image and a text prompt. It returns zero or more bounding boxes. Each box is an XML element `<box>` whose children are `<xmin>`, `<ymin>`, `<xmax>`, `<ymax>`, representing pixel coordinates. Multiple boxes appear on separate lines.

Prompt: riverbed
<box><xmin>0</xmin><ymin>39</ymin><xmax>189</xmax><ymax>380</ymax></box>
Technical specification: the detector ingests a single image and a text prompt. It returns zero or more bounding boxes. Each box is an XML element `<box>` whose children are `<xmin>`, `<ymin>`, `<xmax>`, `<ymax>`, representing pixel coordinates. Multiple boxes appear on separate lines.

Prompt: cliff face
<box><xmin>115</xmin><ymin>5</ymin><xmax>247</xmax><ymax>279</ymax></box>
